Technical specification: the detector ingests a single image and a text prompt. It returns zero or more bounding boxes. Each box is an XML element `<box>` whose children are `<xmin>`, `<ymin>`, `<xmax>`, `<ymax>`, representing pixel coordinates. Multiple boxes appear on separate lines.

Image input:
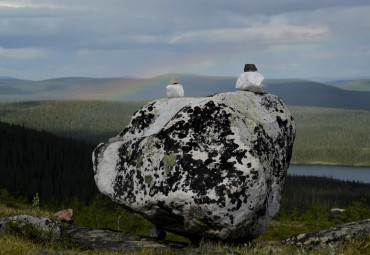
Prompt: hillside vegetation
<box><xmin>1</xmin><ymin>100</ymin><xmax>370</xmax><ymax>166</ymax></box>
<box><xmin>2</xmin><ymin>75</ymin><xmax>370</xmax><ymax>110</ymax></box>
<box><xmin>290</xmin><ymin>106</ymin><xmax>370</xmax><ymax>166</ymax></box>
<box><xmin>0</xmin><ymin>122</ymin><xmax>97</xmax><ymax>203</ymax></box>
<box><xmin>0</xmin><ymin>100</ymin><xmax>146</xmax><ymax>143</ymax></box>
<box><xmin>341</xmin><ymin>79</ymin><xmax>370</xmax><ymax>91</ymax></box>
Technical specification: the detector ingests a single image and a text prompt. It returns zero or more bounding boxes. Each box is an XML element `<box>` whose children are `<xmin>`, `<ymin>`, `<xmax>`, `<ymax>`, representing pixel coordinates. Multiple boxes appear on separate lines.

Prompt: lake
<box><xmin>287</xmin><ymin>164</ymin><xmax>370</xmax><ymax>184</ymax></box>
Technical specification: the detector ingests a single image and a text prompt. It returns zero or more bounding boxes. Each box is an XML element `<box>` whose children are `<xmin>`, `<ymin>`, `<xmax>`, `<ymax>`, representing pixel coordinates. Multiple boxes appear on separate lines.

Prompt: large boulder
<box><xmin>93</xmin><ymin>91</ymin><xmax>295</xmax><ymax>242</ymax></box>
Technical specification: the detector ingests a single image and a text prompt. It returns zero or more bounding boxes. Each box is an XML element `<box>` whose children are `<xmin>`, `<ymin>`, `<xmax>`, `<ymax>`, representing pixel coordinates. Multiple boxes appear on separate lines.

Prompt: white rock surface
<box><xmin>166</xmin><ymin>84</ymin><xmax>184</xmax><ymax>98</ymax></box>
<box><xmin>93</xmin><ymin>91</ymin><xmax>295</xmax><ymax>242</ymax></box>
<box><xmin>0</xmin><ymin>215</ymin><xmax>61</xmax><ymax>240</ymax></box>
<box><xmin>236</xmin><ymin>72</ymin><xmax>266</xmax><ymax>93</ymax></box>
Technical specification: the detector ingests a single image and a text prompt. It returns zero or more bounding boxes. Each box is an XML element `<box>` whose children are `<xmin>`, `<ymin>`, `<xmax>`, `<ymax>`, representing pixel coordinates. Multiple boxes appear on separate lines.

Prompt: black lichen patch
<box><xmin>260</xmin><ymin>95</ymin><xmax>279</xmax><ymax>111</ymax></box>
<box><xmin>112</xmin><ymin>137</ymin><xmax>146</xmax><ymax>203</ymax></box>
<box><xmin>119</xmin><ymin>102</ymin><xmax>157</xmax><ymax>136</ymax></box>
<box><xmin>250</xmin><ymin>124</ymin><xmax>273</xmax><ymax>160</ymax></box>
<box><xmin>248</xmin><ymin>115</ymin><xmax>290</xmax><ymax>207</ymax></box>
<box><xmin>249</xmin><ymin>103</ymin><xmax>296</xmax><ymax>187</ymax></box>
<box><xmin>276</xmin><ymin>116</ymin><xmax>288</xmax><ymax>129</ymax></box>
<box><xmin>131</xmin><ymin>111</ymin><xmax>155</xmax><ymax>132</ymax></box>
<box><xmin>152</xmin><ymin>100</ymin><xmax>249</xmax><ymax>213</ymax></box>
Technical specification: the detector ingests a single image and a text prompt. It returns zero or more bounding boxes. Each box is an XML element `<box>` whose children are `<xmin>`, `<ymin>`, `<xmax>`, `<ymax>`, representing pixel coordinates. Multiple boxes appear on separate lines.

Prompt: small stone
<box><xmin>329</xmin><ymin>208</ymin><xmax>345</xmax><ymax>221</ymax></box>
<box><xmin>236</xmin><ymin>64</ymin><xmax>266</xmax><ymax>93</ymax></box>
<box><xmin>169</xmin><ymin>77</ymin><xmax>180</xmax><ymax>85</ymax></box>
<box><xmin>244</xmin><ymin>64</ymin><xmax>257</xmax><ymax>72</ymax></box>
<box><xmin>166</xmin><ymin>84</ymin><xmax>184</xmax><ymax>98</ymax></box>
<box><xmin>54</xmin><ymin>209</ymin><xmax>73</xmax><ymax>224</ymax></box>
<box><xmin>149</xmin><ymin>225</ymin><xmax>167</xmax><ymax>240</ymax></box>
<box><xmin>236</xmin><ymin>72</ymin><xmax>266</xmax><ymax>93</ymax></box>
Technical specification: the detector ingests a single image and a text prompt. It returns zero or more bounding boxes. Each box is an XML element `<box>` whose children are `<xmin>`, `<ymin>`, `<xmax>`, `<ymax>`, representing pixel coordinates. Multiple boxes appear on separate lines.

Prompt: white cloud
<box><xmin>0</xmin><ymin>1</ymin><xmax>369</xmax><ymax>80</ymax></box>
<box><xmin>169</xmin><ymin>20</ymin><xmax>328</xmax><ymax>45</ymax></box>
<box><xmin>0</xmin><ymin>47</ymin><xmax>52</xmax><ymax>59</ymax></box>
<box><xmin>0</xmin><ymin>0</ymin><xmax>77</xmax><ymax>9</ymax></box>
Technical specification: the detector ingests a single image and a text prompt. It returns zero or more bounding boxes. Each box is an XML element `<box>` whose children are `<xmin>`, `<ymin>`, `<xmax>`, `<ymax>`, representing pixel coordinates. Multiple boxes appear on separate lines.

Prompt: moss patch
<box><xmin>163</xmin><ymin>153</ymin><xmax>177</xmax><ymax>175</ymax></box>
<box><xmin>127</xmin><ymin>149</ymin><xmax>132</xmax><ymax>159</ymax></box>
<box><xmin>144</xmin><ymin>175</ymin><xmax>153</xmax><ymax>185</ymax></box>
<box><xmin>136</xmin><ymin>155</ymin><xmax>143</xmax><ymax>167</ymax></box>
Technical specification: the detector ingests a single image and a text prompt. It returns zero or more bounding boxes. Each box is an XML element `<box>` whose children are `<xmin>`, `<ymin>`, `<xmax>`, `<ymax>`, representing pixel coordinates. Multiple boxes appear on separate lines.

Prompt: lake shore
<box><xmin>288</xmin><ymin>164</ymin><xmax>370</xmax><ymax>183</ymax></box>
<box><xmin>291</xmin><ymin>162</ymin><xmax>370</xmax><ymax>167</ymax></box>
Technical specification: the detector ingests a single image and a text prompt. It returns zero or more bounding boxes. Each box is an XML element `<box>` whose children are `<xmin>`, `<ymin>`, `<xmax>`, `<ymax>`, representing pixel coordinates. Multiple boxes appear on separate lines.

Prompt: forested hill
<box><xmin>1</xmin><ymin>74</ymin><xmax>370</xmax><ymax>110</ymax></box>
<box><xmin>0</xmin><ymin>121</ymin><xmax>98</xmax><ymax>203</ymax></box>
<box><xmin>267</xmin><ymin>80</ymin><xmax>370</xmax><ymax>111</ymax></box>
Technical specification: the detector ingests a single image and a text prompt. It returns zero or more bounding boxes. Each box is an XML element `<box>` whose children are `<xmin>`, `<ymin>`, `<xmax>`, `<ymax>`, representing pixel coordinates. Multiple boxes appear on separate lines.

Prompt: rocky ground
<box><xmin>1</xmin><ymin>214</ymin><xmax>369</xmax><ymax>254</ymax></box>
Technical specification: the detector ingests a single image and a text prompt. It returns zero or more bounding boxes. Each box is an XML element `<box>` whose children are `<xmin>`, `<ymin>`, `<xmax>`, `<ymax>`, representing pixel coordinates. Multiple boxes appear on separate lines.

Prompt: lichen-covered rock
<box><xmin>329</xmin><ymin>208</ymin><xmax>345</xmax><ymax>221</ymax></box>
<box><xmin>93</xmin><ymin>91</ymin><xmax>295</xmax><ymax>242</ymax></box>
<box><xmin>64</xmin><ymin>225</ymin><xmax>180</xmax><ymax>252</ymax></box>
<box><xmin>283</xmin><ymin>219</ymin><xmax>370</xmax><ymax>247</ymax></box>
<box><xmin>0</xmin><ymin>215</ymin><xmax>61</xmax><ymax>240</ymax></box>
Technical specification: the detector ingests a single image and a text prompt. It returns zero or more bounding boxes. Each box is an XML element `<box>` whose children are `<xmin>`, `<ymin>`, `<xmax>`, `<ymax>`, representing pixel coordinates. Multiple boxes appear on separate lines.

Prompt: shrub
<box><xmin>342</xmin><ymin>198</ymin><xmax>370</xmax><ymax>222</ymax></box>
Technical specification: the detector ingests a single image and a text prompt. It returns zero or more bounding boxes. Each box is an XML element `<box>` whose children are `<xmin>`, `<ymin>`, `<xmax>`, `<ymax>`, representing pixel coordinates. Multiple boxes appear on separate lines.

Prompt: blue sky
<box><xmin>0</xmin><ymin>0</ymin><xmax>369</xmax><ymax>80</ymax></box>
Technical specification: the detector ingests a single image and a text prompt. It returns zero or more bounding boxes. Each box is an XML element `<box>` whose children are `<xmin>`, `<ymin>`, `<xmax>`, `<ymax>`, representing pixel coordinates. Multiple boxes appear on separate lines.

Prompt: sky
<box><xmin>0</xmin><ymin>0</ymin><xmax>369</xmax><ymax>80</ymax></box>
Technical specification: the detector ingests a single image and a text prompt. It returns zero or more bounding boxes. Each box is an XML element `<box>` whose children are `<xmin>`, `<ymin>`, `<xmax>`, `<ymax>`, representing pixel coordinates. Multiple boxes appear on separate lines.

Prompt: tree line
<box><xmin>0</xmin><ymin>121</ymin><xmax>98</xmax><ymax>204</ymax></box>
<box><xmin>0</xmin><ymin>121</ymin><xmax>369</xmax><ymax>214</ymax></box>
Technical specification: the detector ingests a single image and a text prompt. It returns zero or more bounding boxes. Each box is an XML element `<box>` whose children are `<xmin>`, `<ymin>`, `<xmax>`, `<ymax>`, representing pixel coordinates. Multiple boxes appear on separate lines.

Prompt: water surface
<box><xmin>288</xmin><ymin>164</ymin><xmax>370</xmax><ymax>184</ymax></box>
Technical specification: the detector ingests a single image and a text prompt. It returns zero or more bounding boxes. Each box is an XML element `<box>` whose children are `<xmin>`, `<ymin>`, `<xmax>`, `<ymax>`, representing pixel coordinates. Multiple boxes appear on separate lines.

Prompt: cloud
<box><xmin>0</xmin><ymin>47</ymin><xmax>52</xmax><ymax>59</ymax></box>
<box><xmin>0</xmin><ymin>1</ymin><xmax>64</xmax><ymax>9</ymax></box>
<box><xmin>169</xmin><ymin>20</ymin><xmax>328</xmax><ymax>45</ymax></box>
<box><xmin>0</xmin><ymin>0</ymin><xmax>369</xmax><ymax>80</ymax></box>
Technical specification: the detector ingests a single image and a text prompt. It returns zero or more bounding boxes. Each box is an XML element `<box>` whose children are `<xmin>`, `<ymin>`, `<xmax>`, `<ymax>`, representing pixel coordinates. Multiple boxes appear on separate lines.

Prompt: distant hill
<box><xmin>340</xmin><ymin>79</ymin><xmax>370</xmax><ymax>91</ymax></box>
<box><xmin>326</xmin><ymin>79</ymin><xmax>356</xmax><ymax>86</ymax></box>
<box><xmin>0</xmin><ymin>74</ymin><xmax>237</xmax><ymax>101</ymax></box>
<box><xmin>326</xmin><ymin>79</ymin><xmax>370</xmax><ymax>91</ymax></box>
<box><xmin>0</xmin><ymin>76</ymin><xmax>17</xmax><ymax>80</ymax></box>
<box><xmin>1</xmin><ymin>74</ymin><xmax>370</xmax><ymax>110</ymax></box>
<box><xmin>266</xmin><ymin>79</ymin><xmax>370</xmax><ymax>111</ymax></box>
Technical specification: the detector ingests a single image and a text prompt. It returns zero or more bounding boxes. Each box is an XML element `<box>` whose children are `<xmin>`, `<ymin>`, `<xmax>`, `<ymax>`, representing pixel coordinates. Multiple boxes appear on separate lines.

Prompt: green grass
<box><xmin>1</xmin><ymin>193</ymin><xmax>369</xmax><ymax>255</ymax></box>
<box><xmin>0</xmin><ymin>101</ymin><xmax>370</xmax><ymax>166</ymax></box>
